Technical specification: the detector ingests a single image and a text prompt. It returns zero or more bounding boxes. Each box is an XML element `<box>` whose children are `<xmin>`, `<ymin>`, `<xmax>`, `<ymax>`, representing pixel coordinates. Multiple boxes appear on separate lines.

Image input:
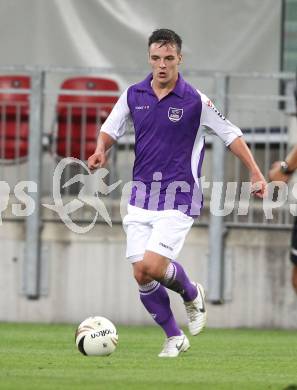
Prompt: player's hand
<box><xmin>250</xmin><ymin>171</ymin><xmax>267</xmax><ymax>198</ymax></box>
<box><xmin>268</xmin><ymin>161</ymin><xmax>291</xmax><ymax>183</ymax></box>
<box><xmin>87</xmin><ymin>150</ymin><xmax>106</xmax><ymax>171</ymax></box>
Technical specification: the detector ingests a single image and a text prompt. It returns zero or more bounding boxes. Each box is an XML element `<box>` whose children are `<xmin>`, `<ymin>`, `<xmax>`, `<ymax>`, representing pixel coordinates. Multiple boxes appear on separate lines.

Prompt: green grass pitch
<box><xmin>0</xmin><ymin>323</ymin><xmax>297</xmax><ymax>390</ymax></box>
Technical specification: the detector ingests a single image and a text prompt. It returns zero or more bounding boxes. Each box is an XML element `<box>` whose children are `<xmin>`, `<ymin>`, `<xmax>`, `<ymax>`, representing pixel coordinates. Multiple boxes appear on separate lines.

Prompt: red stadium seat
<box><xmin>55</xmin><ymin>77</ymin><xmax>119</xmax><ymax>160</ymax></box>
<box><xmin>0</xmin><ymin>75</ymin><xmax>30</xmax><ymax>162</ymax></box>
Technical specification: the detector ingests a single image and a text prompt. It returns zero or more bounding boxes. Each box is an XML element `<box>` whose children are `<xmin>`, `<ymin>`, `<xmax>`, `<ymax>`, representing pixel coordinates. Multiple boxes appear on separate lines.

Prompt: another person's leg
<box><xmin>290</xmin><ymin>217</ymin><xmax>297</xmax><ymax>294</ymax></box>
<box><xmin>292</xmin><ymin>265</ymin><xmax>297</xmax><ymax>294</ymax></box>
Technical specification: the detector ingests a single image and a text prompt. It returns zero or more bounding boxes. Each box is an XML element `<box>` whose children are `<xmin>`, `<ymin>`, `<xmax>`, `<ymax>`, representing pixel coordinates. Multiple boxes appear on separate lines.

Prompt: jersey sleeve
<box><xmin>100</xmin><ymin>88</ymin><xmax>131</xmax><ymax>140</ymax></box>
<box><xmin>199</xmin><ymin>91</ymin><xmax>242</xmax><ymax>147</ymax></box>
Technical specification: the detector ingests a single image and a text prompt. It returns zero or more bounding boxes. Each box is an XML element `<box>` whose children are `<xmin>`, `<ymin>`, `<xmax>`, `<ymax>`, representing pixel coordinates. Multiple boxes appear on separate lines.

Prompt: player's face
<box><xmin>148</xmin><ymin>43</ymin><xmax>182</xmax><ymax>86</ymax></box>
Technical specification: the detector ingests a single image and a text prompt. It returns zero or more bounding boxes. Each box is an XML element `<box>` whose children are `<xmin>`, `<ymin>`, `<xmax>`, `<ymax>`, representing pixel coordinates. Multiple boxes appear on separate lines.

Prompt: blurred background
<box><xmin>0</xmin><ymin>0</ymin><xmax>296</xmax><ymax>328</ymax></box>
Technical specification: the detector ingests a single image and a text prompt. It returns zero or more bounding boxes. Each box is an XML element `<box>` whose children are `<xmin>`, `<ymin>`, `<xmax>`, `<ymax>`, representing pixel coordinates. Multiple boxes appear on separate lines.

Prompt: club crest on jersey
<box><xmin>168</xmin><ymin>107</ymin><xmax>183</xmax><ymax>122</ymax></box>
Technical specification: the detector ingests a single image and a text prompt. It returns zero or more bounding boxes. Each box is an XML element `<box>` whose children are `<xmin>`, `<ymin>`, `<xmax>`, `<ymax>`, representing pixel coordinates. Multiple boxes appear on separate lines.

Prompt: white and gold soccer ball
<box><xmin>75</xmin><ymin>316</ymin><xmax>118</xmax><ymax>356</ymax></box>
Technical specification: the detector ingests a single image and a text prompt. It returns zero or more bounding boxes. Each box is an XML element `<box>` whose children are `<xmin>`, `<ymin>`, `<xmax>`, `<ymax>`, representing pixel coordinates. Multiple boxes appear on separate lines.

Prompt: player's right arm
<box><xmin>88</xmin><ymin>132</ymin><xmax>116</xmax><ymax>170</ymax></box>
<box><xmin>87</xmin><ymin>88</ymin><xmax>131</xmax><ymax>171</ymax></box>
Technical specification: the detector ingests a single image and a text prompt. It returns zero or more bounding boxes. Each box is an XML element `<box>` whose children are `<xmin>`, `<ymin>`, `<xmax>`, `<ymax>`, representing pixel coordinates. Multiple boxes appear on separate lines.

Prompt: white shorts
<box><xmin>123</xmin><ymin>205</ymin><xmax>194</xmax><ymax>263</ymax></box>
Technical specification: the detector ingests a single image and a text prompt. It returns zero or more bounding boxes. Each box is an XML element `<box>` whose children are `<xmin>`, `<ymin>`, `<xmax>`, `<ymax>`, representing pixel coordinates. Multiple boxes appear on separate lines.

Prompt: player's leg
<box><xmin>142</xmin><ymin>250</ymin><xmax>197</xmax><ymax>301</ymax></box>
<box><xmin>146</xmin><ymin>211</ymin><xmax>207</xmax><ymax>335</ymax></box>
<box><xmin>162</xmin><ymin>260</ymin><xmax>198</xmax><ymax>301</ymax></box>
<box><xmin>123</xmin><ymin>207</ymin><xmax>189</xmax><ymax>357</ymax></box>
<box><xmin>290</xmin><ymin>217</ymin><xmax>297</xmax><ymax>294</ymax></box>
<box><xmin>133</xmin><ymin>255</ymin><xmax>190</xmax><ymax>357</ymax></box>
<box><xmin>136</xmin><ymin>249</ymin><xmax>206</xmax><ymax>334</ymax></box>
<box><xmin>133</xmin><ymin>258</ymin><xmax>181</xmax><ymax>337</ymax></box>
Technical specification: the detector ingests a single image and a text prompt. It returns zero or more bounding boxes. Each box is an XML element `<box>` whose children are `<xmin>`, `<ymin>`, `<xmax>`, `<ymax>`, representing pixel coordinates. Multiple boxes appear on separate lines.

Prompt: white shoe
<box><xmin>184</xmin><ymin>283</ymin><xmax>207</xmax><ymax>336</ymax></box>
<box><xmin>158</xmin><ymin>333</ymin><xmax>190</xmax><ymax>358</ymax></box>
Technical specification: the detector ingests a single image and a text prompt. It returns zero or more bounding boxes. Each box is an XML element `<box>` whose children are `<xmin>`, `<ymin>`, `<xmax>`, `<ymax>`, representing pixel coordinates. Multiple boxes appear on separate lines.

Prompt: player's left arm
<box><xmin>199</xmin><ymin>91</ymin><xmax>267</xmax><ymax>198</ymax></box>
<box><xmin>228</xmin><ymin>137</ymin><xmax>267</xmax><ymax>198</ymax></box>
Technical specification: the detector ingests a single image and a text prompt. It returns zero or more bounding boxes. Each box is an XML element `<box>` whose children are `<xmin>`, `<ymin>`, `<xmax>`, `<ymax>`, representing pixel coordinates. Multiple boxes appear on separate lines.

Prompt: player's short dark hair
<box><xmin>148</xmin><ymin>29</ymin><xmax>182</xmax><ymax>53</ymax></box>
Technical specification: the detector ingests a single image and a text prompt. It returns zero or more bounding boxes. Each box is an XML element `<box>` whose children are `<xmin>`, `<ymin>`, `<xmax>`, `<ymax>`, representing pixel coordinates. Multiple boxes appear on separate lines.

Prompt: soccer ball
<box><xmin>75</xmin><ymin>316</ymin><xmax>118</xmax><ymax>356</ymax></box>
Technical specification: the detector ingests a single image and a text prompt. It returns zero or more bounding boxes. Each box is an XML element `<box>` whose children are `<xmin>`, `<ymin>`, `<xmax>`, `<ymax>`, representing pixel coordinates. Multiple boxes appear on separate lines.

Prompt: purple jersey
<box><xmin>101</xmin><ymin>73</ymin><xmax>242</xmax><ymax>217</ymax></box>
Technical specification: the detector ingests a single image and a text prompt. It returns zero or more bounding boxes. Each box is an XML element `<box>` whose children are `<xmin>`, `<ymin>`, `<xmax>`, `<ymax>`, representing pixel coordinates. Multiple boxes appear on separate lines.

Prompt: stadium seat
<box><xmin>55</xmin><ymin>77</ymin><xmax>119</xmax><ymax>160</ymax></box>
<box><xmin>0</xmin><ymin>75</ymin><xmax>30</xmax><ymax>162</ymax></box>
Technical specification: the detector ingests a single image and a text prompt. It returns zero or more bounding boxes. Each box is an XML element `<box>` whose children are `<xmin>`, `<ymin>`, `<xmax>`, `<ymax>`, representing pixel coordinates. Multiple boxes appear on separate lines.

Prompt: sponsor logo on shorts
<box><xmin>159</xmin><ymin>242</ymin><xmax>173</xmax><ymax>251</ymax></box>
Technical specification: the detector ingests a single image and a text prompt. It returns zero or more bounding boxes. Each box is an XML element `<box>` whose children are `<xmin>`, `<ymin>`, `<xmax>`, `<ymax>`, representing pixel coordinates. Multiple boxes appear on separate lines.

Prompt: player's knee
<box><xmin>133</xmin><ymin>261</ymin><xmax>150</xmax><ymax>285</ymax></box>
<box><xmin>141</xmin><ymin>253</ymin><xmax>167</xmax><ymax>280</ymax></box>
<box><xmin>142</xmin><ymin>260</ymin><xmax>166</xmax><ymax>281</ymax></box>
<box><xmin>142</xmin><ymin>256</ymin><xmax>168</xmax><ymax>280</ymax></box>
<box><xmin>132</xmin><ymin>257</ymin><xmax>167</xmax><ymax>283</ymax></box>
<box><xmin>145</xmin><ymin>262</ymin><xmax>164</xmax><ymax>280</ymax></box>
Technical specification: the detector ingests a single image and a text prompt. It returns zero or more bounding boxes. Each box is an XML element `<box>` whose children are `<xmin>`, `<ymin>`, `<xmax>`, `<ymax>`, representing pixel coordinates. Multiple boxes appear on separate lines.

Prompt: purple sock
<box><xmin>161</xmin><ymin>260</ymin><xmax>198</xmax><ymax>302</ymax></box>
<box><xmin>139</xmin><ymin>280</ymin><xmax>181</xmax><ymax>338</ymax></box>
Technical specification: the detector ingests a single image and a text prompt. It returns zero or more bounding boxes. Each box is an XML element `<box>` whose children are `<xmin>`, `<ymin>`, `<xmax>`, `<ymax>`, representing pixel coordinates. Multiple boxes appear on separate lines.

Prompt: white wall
<box><xmin>0</xmin><ymin>221</ymin><xmax>296</xmax><ymax>328</ymax></box>
<box><xmin>0</xmin><ymin>0</ymin><xmax>282</xmax><ymax>79</ymax></box>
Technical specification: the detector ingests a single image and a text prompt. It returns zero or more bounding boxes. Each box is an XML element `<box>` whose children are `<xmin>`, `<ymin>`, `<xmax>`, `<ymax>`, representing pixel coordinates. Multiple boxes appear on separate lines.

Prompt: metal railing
<box><xmin>0</xmin><ymin>65</ymin><xmax>295</xmax><ymax>299</ymax></box>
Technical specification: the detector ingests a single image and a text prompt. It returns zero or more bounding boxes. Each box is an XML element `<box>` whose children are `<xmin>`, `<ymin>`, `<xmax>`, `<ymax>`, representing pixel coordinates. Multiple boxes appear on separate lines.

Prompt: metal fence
<box><xmin>1</xmin><ymin>67</ymin><xmax>295</xmax><ymax>226</ymax></box>
<box><xmin>0</xmin><ymin>65</ymin><xmax>295</xmax><ymax>299</ymax></box>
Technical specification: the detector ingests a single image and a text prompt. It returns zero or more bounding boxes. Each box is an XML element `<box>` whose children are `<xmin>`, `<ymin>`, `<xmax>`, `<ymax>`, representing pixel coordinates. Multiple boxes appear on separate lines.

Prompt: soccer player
<box><xmin>88</xmin><ymin>29</ymin><xmax>266</xmax><ymax>357</ymax></box>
